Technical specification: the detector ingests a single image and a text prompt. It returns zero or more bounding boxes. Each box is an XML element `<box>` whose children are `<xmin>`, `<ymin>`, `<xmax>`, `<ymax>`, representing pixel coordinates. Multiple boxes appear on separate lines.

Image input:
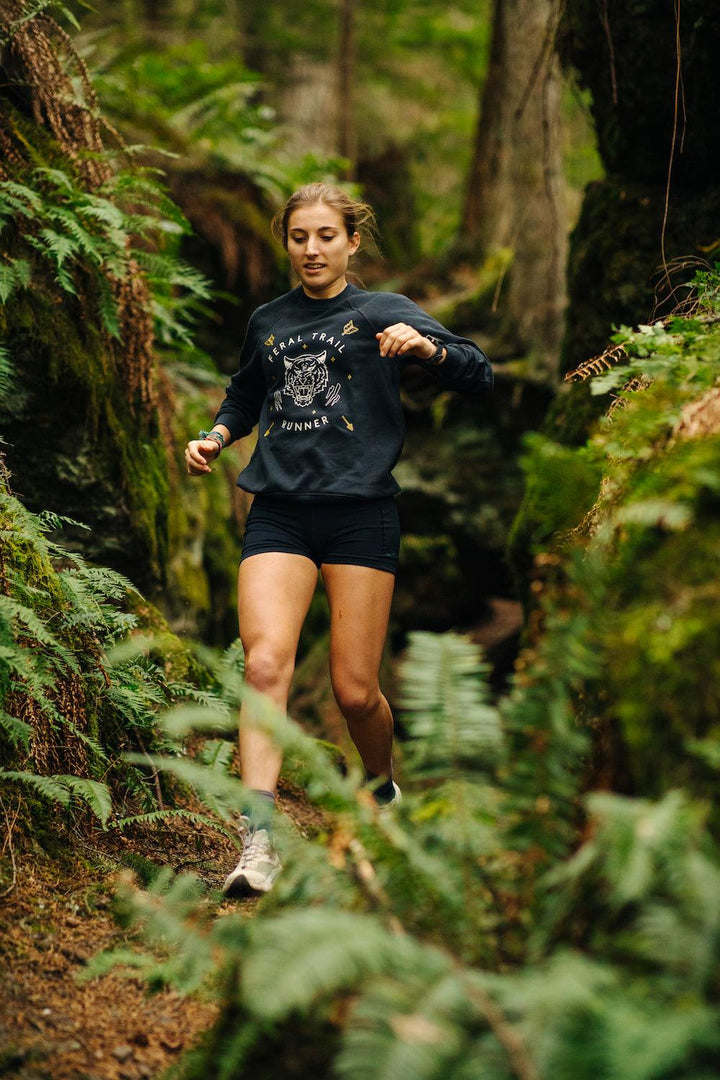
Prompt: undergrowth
<box><xmin>81</xmin><ymin>268</ymin><xmax>720</xmax><ymax>1080</ymax></box>
<box><xmin>0</xmin><ymin>466</ymin><xmax>223</xmax><ymax>859</ymax></box>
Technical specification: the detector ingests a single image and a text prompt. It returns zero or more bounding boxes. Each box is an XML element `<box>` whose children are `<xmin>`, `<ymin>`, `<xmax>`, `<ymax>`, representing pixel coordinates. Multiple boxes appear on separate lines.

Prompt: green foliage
<box><xmin>0</xmin><ymin>0</ymin><xmax>80</xmax><ymax>43</ymax></box>
<box><xmin>89</xmin><ymin>290</ymin><xmax>720</xmax><ymax>1078</ymax></box>
<box><xmin>0</xmin><ymin>158</ymin><xmax>208</xmax><ymax>349</ymax></box>
<box><xmin>0</xmin><ymin>478</ymin><xmax>214</xmax><ymax>834</ymax></box>
<box><xmin>0</xmin><ymin>769</ymin><xmax>112</xmax><ymax>826</ymax></box>
<box><xmin>398</xmin><ymin>630</ymin><xmax>503</xmax><ymax>779</ymax></box>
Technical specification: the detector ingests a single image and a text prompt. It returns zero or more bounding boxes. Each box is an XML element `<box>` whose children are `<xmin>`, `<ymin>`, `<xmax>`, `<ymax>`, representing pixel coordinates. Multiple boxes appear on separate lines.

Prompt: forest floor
<box><xmin>0</xmin><ymin>775</ymin><xmax>325</xmax><ymax>1080</ymax></box>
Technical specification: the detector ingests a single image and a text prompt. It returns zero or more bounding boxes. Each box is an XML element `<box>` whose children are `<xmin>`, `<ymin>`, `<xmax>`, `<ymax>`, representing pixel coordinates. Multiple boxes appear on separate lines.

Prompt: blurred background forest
<box><xmin>2</xmin><ymin>1</ymin><xmax>720</xmax><ymax>1078</ymax></box>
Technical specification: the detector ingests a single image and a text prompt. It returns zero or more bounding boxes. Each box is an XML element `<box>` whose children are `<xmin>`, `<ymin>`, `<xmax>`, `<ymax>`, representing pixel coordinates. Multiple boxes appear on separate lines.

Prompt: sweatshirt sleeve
<box><xmin>364</xmin><ymin>292</ymin><xmax>493</xmax><ymax>394</ymax></box>
<box><xmin>213</xmin><ymin>312</ymin><xmax>268</xmax><ymax>441</ymax></box>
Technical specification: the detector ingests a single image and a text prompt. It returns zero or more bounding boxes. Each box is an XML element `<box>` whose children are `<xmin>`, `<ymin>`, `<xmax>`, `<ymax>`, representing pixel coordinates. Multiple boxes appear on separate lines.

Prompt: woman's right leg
<box><xmin>237</xmin><ymin>551</ymin><xmax>319</xmax><ymax>793</ymax></box>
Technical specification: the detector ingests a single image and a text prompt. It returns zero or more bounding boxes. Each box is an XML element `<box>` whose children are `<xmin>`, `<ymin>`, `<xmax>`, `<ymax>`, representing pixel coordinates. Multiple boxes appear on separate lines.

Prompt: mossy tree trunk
<box><xmin>559</xmin><ymin>0</ymin><xmax>720</xmax><ymax>372</ymax></box>
<box><xmin>457</xmin><ymin>0</ymin><xmax>567</xmax><ymax>378</ymax></box>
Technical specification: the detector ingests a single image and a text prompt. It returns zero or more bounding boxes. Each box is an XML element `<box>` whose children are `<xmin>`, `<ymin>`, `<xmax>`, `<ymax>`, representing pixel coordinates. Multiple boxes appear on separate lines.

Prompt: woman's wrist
<box><xmin>199</xmin><ymin>429</ymin><xmax>225</xmax><ymax>452</ymax></box>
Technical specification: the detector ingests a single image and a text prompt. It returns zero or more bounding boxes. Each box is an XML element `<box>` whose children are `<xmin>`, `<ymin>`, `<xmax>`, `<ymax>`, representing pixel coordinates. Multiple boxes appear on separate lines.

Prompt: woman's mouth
<box><xmin>304</xmin><ymin>263</ymin><xmax>325</xmax><ymax>272</ymax></box>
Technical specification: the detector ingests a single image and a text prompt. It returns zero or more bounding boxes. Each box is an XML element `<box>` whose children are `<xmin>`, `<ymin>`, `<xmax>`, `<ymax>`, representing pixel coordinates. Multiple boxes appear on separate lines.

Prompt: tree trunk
<box><xmin>460</xmin><ymin>0</ymin><xmax>567</xmax><ymax>378</ymax></box>
<box><xmin>337</xmin><ymin>0</ymin><xmax>356</xmax><ymax>178</ymax></box>
<box><xmin>559</xmin><ymin>0</ymin><xmax>720</xmax><ymax>373</ymax></box>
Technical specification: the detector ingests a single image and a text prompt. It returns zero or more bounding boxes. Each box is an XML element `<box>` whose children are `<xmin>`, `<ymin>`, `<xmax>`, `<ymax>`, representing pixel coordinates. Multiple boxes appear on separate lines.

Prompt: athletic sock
<box><xmin>365</xmin><ymin>772</ymin><xmax>396</xmax><ymax>806</ymax></box>
<box><xmin>243</xmin><ymin>788</ymin><xmax>276</xmax><ymax>833</ymax></box>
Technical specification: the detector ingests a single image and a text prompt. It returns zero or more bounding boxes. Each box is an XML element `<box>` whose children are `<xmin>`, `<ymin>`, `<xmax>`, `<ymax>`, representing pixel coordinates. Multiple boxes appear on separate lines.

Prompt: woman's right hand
<box><xmin>185</xmin><ymin>438</ymin><xmax>220</xmax><ymax>475</ymax></box>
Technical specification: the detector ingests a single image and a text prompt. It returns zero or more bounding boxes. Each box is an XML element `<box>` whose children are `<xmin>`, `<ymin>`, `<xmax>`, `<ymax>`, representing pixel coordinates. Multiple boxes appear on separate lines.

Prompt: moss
<box><xmin>2</xmin><ymin>277</ymin><xmax>169</xmax><ymax>591</ymax></box>
<box><xmin>518</xmin><ymin>303</ymin><xmax>720</xmax><ymax>821</ymax></box>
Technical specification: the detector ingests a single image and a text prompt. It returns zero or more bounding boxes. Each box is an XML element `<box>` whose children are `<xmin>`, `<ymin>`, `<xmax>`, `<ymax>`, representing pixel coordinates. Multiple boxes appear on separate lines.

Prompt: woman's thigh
<box><xmin>322</xmin><ymin>563</ymin><xmax>395</xmax><ymax>690</ymax></box>
<box><xmin>238</xmin><ymin>552</ymin><xmax>319</xmax><ymax>660</ymax></box>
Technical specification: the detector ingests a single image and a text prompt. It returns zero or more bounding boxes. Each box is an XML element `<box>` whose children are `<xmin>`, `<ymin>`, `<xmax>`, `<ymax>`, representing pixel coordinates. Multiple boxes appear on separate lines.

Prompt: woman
<box><xmin>185</xmin><ymin>183</ymin><xmax>492</xmax><ymax>897</ymax></box>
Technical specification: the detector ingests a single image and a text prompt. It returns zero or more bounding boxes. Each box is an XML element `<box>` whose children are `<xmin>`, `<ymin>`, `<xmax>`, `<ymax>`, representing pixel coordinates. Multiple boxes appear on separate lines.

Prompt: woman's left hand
<box><xmin>376</xmin><ymin>324</ymin><xmax>437</xmax><ymax>360</ymax></box>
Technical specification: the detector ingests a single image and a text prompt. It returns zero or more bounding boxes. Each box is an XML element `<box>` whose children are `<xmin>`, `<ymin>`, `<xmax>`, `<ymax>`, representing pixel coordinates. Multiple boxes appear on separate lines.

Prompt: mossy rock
<box><xmin>1</xmin><ymin>290</ymin><xmax>168</xmax><ymax>592</ymax></box>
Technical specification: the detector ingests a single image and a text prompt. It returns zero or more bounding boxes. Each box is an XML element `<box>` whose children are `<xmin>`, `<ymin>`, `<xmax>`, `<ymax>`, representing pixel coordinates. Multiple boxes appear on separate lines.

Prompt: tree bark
<box><xmin>460</xmin><ymin>0</ymin><xmax>567</xmax><ymax>378</ymax></box>
<box><xmin>337</xmin><ymin>0</ymin><xmax>357</xmax><ymax>178</ymax></box>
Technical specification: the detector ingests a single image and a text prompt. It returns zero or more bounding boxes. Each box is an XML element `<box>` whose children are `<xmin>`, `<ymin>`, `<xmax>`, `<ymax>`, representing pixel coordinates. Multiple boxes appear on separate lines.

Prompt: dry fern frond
<box><xmin>564</xmin><ymin>343</ymin><xmax>629</xmax><ymax>383</ymax></box>
<box><xmin>605</xmin><ymin>374</ymin><xmax>651</xmax><ymax>419</ymax></box>
<box><xmin>1</xmin><ymin>3</ymin><xmax>112</xmax><ymax>188</ymax></box>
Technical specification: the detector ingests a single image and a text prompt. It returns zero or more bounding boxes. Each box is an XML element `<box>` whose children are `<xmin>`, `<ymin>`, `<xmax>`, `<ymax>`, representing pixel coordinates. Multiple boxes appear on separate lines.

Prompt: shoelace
<box><xmin>241</xmin><ymin>831</ymin><xmax>272</xmax><ymax>864</ymax></box>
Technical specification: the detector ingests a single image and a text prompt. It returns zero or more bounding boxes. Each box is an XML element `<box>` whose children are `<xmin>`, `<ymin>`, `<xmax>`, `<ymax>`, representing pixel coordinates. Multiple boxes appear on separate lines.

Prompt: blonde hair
<box><xmin>271</xmin><ymin>183</ymin><xmax>376</xmax><ymax>250</ymax></box>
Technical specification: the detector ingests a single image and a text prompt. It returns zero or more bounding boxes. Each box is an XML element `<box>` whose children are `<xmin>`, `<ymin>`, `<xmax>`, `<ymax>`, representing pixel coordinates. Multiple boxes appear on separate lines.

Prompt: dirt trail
<box><xmin>0</xmin><ymin>780</ymin><xmax>323</xmax><ymax>1080</ymax></box>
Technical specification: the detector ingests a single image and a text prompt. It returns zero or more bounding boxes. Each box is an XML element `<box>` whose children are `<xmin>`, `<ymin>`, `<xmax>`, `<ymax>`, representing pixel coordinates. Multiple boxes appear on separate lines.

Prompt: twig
<box><xmin>136</xmin><ymin>735</ymin><xmax>164</xmax><ymax>811</ymax></box>
<box><xmin>462</xmin><ymin>977</ymin><xmax>540</xmax><ymax>1080</ymax></box>
<box><xmin>599</xmin><ymin>0</ymin><xmax>618</xmax><ymax>105</ymax></box>
<box><xmin>348</xmin><ymin>836</ymin><xmax>404</xmax><ymax>936</ymax></box>
<box><xmin>0</xmin><ymin>793</ymin><xmax>20</xmax><ymax>900</ymax></box>
<box><xmin>660</xmin><ymin>0</ymin><xmax>683</xmax><ymax>284</ymax></box>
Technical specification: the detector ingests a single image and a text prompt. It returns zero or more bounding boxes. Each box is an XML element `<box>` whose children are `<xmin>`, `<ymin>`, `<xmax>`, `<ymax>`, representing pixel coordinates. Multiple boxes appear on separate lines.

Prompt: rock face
<box><xmin>560</xmin><ymin>0</ymin><xmax>720</xmax><ymax>371</ymax></box>
<box><xmin>392</xmin><ymin>363</ymin><xmax>552</xmax><ymax>633</ymax></box>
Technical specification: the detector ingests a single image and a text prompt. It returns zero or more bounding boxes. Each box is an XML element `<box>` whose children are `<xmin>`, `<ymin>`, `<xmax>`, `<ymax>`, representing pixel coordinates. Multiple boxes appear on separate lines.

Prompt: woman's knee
<box><xmin>244</xmin><ymin>645</ymin><xmax>294</xmax><ymax>695</ymax></box>
<box><xmin>333</xmin><ymin>677</ymin><xmax>381</xmax><ymax>719</ymax></box>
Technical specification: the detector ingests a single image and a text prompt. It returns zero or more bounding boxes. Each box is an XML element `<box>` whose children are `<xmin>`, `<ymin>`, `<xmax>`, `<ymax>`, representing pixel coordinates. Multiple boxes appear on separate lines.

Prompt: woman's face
<box><xmin>286</xmin><ymin>203</ymin><xmax>360</xmax><ymax>299</ymax></box>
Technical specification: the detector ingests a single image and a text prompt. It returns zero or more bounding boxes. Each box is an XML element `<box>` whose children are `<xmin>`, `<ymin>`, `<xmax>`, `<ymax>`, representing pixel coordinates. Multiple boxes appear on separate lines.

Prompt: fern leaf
<box><xmin>0</xmin><ymin>262</ymin><xmax>22</xmax><ymax>305</ymax></box>
<box><xmin>399</xmin><ymin>632</ymin><xmax>504</xmax><ymax>779</ymax></box>
<box><xmin>0</xmin><ymin>709</ymin><xmax>32</xmax><ymax>749</ymax></box>
<box><xmin>0</xmin><ymin>594</ymin><xmax>78</xmax><ymax>671</ymax></box>
<box><xmin>47</xmin><ymin>206</ymin><xmax>103</xmax><ymax>263</ymax></box>
<box><xmin>58</xmin><ymin>776</ymin><xmax>112</xmax><ymax>827</ymax></box>
<box><xmin>0</xmin><ymin>768</ymin><xmax>71</xmax><ymax>807</ymax></box>
<box><xmin>37</xmin><ymin>227</ymin><xmax>77</xmax><ymax>267</ymax></box>
<box><xmin>111</xmin><ymin>807</ymin><xmax>236</xmax><ymax>840</ymax></box>
<box><xmin>243</xmin><ymin>909</ymin><xmax>449</xmax><ymax>1022</ymax></box>
<box><xmin>94</xmin><ymin>274</ymin><xmax>120</xmax><ymax>339</ymax></box>
<box><xmin>0</xmin><ymin>345</ymin><xmax>15</xmax><ymax>400</ymax></box>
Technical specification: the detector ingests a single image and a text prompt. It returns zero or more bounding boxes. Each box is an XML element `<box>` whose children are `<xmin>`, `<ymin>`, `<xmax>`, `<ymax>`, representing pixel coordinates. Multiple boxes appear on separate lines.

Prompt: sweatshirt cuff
<box><xmin>212</xmin><ymin>411</ymin><xmax>253</xmax><ymax>443</ymax></box>
<box><xmin>420</xmin><ymin>343</ymin><xmax>465</xmax><ymax>380</ymax></box>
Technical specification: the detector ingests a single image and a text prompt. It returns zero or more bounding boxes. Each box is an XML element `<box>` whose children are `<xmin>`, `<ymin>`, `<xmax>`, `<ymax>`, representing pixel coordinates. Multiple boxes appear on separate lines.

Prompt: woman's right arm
<box><xmin>184</xmin><ymin>314</ymin><xmax>267</xmax><ymax>476</ymax></box>
<box><xmin>185</xmin><ymin>424</ymin><xmax>232</xmax><ymax>475</ymax></box>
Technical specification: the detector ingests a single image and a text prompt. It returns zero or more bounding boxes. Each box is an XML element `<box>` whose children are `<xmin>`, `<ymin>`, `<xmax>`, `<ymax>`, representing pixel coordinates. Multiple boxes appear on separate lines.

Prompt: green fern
<box><xmin>0</xmin><ymin>769</ymin><xmax>112</xmax><ymax>825</ymax></box>
<box><xmin>111</xmin><ymin>807</ymin><xmax>237</xmax><ymax>841</ymax></box>
<box><xmin>399</xmin><ymin>631</ymin><xmax>504</xmax><ymax>779</ymax></box>
<box><xmin>0</xmin><ymin>767</ymin><xmax>71</xmax><ymax>807</ymax></box>
<box><xmin>0</xmin><ymin>709</ymin><xmax>33</xmax><ymax>749</ymax></box>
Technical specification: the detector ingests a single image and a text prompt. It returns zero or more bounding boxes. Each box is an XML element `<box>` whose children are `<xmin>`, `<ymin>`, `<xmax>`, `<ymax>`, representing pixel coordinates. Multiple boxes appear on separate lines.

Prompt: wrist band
<box><xmin>199</xmin><ymin>429</ymin><xmax>225</xmax><ymax>451</ymax></box>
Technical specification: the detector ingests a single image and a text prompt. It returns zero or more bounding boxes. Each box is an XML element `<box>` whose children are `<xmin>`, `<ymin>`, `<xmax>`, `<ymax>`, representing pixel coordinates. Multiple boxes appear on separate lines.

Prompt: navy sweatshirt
<box><xmin>214</xmin><ymin>283</ymin><xmax>492</xmax><ymax>499</ymax></box>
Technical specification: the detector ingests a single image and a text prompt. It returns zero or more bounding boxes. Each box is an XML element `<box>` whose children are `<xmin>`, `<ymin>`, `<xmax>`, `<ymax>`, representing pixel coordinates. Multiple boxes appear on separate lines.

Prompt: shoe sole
<box><xmin>222</xmin><ymin>866</ymin><xmax>281</xmax><ymax>898</ymax></box>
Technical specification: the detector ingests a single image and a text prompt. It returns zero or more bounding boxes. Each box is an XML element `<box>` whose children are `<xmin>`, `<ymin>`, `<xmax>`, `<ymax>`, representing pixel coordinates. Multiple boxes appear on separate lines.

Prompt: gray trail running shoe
<box><xmin>222</xmin><ymin>820</ymin><xmax>282</xmax><ymax>897</ymax></box>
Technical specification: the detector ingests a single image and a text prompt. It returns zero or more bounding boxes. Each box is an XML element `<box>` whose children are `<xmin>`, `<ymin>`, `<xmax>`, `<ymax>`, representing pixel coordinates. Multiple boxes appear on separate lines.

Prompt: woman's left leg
<box><xmin>322</xmin><ymin>563</ymin><xmax>396</xmax><ymax>777</ymax></box>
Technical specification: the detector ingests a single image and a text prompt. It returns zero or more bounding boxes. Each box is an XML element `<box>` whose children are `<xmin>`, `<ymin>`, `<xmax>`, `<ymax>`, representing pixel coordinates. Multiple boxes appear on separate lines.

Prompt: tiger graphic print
<box><xmin>283</xmin><ymin>349</ymin><xmax>330</xmax><ymax>408</ymax></box>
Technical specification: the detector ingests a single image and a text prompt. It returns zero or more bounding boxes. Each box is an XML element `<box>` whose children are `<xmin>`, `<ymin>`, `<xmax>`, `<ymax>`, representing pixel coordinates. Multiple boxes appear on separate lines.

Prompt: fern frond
<box><xmin>96</xmin><ymin>273</ymin><xmax>121</xmax><ymax>339</ymax></box>
<box><xmin>57</xmin><ymin>775</ymin><xmax>112</xmax><ymax>826</ymax></box>
<box><xmin>0</xmin><ymin>260</ymin><xmax>31</xmax><ymax>304</ymax></box>
<box><xmin>242</xmin><ymin>909</ymin><xmax>449</xmax><ymax>1022</ymax></box>
<box><xmin>0</xmin><ymin>594</ymin><xmax>78</xmax><ymax>671</ymax></box>
<box><xmin>565</xmin><ymin>343</ymin><xmax>629</xmax><ymax>383</ymax></box>
<box><xmin>0</xmin><ymin>709</ymin><xmax>33</xmax><ymax>748</ymax></box>
<box><xmin>0</xmin><ymin>345</ymin><xmax>15</xmax><ymax>400</ymax></box>
<box><xmin>111</xmin><ymin>807</ymin><xmax>236</xmax><ymax>840</ymax></box>
<box><xmin>399</xmin><ymin>632</ymin><xmax>504</xmax><ymax>780</ymax></box>
<box><xmin>0</xmin><ymin>768</ymin><xmax>71</xmax><ymax>807</ymax></box>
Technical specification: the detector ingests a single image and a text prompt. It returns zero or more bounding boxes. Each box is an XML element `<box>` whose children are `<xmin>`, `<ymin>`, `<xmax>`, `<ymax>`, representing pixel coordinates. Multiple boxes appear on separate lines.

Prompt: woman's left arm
<box><xmin>374</xmin><ymin>298</ymin><xmax>493</xmax><ymax>394</ymax></box>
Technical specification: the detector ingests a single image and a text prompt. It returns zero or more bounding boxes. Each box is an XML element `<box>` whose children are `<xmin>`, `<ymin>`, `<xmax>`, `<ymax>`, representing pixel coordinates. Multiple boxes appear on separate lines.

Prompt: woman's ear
<box><xmin>349</xmin><ymin>231</ymin><xmax>361</xmax><ymax>256</ymax></box>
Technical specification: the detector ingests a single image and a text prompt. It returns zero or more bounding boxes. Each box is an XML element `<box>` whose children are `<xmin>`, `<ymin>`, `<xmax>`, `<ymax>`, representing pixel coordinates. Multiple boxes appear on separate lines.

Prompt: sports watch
<box><xmin>425</xmin><ymin>335</ymin><xmax>446</xmax><ymax>365</ymax></box>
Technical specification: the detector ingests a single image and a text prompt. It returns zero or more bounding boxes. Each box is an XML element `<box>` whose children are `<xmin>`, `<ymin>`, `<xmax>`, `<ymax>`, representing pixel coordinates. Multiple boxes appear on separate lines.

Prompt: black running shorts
<box><xmin>240</xmin><ymin>495</ymin><xmax>401</xmax><ymax>575</ymax></box>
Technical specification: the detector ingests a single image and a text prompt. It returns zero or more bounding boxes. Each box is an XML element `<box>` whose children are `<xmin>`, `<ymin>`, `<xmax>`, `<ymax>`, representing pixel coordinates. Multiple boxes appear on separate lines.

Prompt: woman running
<box><xmin>185</xmin><ymin>183</ymin><xmax>492</xmax><ymax>896</ymax></box>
